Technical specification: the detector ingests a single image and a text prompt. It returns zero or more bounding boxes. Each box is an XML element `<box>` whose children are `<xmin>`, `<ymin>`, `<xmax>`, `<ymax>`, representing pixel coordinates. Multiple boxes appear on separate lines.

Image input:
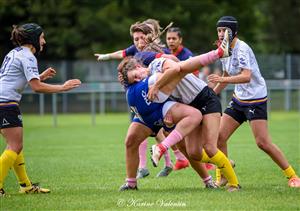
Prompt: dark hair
<box><xmin>167</xmin><ymin>27</ymin><xmax>182</xmax><ymax>38</ymax></box>
<box><xmin>130</xmin><ymin>22</ymin><xmax>153</xmax><ymax>37</ymax></box>
<box><xmin>10</xmin><ymin>23</ymin><xmax>43</xmax><ymax>53</ymax></box>
<box><xmin>117</xmin><ymin>57</ymin><xmax>141</xmax><ymax>86</ymax></box>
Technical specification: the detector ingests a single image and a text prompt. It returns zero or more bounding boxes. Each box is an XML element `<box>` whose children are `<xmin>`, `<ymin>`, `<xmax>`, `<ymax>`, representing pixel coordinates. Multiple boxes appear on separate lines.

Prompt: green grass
<box><xmin>0</xmin><ymin>112</ymin><xmax>299</xmax><ymax>210</ymax></box>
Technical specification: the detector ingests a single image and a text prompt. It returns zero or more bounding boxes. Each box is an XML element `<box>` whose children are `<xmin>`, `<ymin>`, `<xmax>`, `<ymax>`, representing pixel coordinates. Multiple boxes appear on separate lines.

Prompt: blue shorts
<box><xmin>132</xmin><ymin>105</ymin><xmax>164</xmax><ymax>135</ymax></box>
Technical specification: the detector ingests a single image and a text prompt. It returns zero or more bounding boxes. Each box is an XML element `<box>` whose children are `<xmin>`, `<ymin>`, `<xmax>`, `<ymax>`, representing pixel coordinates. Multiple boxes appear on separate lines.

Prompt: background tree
<box><xmin>0</xmin><ymin>0</ymin><xmax>299</xmax><ymax>61</ymax></box>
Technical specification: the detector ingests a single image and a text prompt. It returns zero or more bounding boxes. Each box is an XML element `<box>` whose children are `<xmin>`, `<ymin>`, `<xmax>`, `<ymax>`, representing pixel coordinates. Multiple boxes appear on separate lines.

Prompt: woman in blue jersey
<box><xmin>208</xmin><ymin>16</ymin><xmax>300</xmax><ymax>188</ymax></box>
<box><xmin>95</xmin><ymin>20</ymin><xmax>187</xmax><ymax>178</ymax></box>
<box><xmin>0</xmin><ymin>23</ymin><xmax>81</xmax><ymax>196</ymax></box>
<box><xmin>94</xmin><ymin>19</ymin><xmax>169</xmax><ymax>61</ymax></box>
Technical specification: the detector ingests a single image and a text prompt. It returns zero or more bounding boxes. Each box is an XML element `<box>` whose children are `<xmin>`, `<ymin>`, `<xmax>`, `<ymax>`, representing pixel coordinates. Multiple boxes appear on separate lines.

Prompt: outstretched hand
<box><xmin>40</xmin><ymin>67</ymin><xmax>56</xmax><ymax>81</ymax></box>
<box><xmin>207</xmin><ymin>74</ymin><xmax>222</xmax><ymax>83</ymax></box>
<box><xmin>147</xmin><ymin>85</ymin><xmax>159</xmax><ymax>101</ymax></box>
<box><xmin>62</xmin><ymin>79</ymin><xmax>82</xmax><ymax>91</ymax></box>
<box><xmin>94</xmin><ymin>53</ymin><xmax>110</xmax><ymax>61</ymax></box>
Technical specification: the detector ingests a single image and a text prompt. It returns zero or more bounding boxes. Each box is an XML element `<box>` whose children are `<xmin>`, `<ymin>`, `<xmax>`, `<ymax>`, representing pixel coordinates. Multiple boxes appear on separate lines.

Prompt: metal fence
<box><xmin>18</xmin><ymin>55</ymin><xmax>300</xmax><ymax>125</ymax></box>
<box><xmin>21</xmin><ymin>80</ymin><xmax>300</xmax><ymax>126</ymax></box>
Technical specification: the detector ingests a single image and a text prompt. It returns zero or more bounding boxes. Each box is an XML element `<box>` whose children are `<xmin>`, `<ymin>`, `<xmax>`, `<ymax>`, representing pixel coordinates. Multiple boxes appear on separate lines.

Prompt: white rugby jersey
<box><xmin>0</xmin><ymin>47</ymin><xmax>40</xmax><ymax>102</ymax></box>
<box><xmin>148</xmin><ymin>58</ymin><xmax>207</xmax><ymax>104</ymax></box>
<box><xmin>221</xmin><ymin>39</ymin><xmax>267</xmax><ymax>101</ymax></box>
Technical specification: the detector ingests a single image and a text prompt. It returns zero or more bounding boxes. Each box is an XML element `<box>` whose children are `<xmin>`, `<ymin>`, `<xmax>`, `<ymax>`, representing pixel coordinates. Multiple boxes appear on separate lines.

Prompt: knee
<box><xmin>256</xmin><ymin>137</ymin><xmax>270</xmax><ymax>151</ymax></box>
<box><xmin>203</xmin><ymin>143</ymin><xmax>216</xmax><ymax>156</ymax></box>
<box><xmin>125</xmin><ymin>134</ymin><xmax>141</xmax><ymax>149</ymax></box>
<box><xmin>186</xmin><ymin>148</ymin><xmax>202</xmax><ymax>161</ymax></box>
<box><xmin>190</xmin><ymin>110</ymin><xmax>202</xmax><ymax>126</ymax></box>
<box><xmin>8</xmin><ymin>143</ymin><xmax>23</xmax><ymax>154</ymax></box>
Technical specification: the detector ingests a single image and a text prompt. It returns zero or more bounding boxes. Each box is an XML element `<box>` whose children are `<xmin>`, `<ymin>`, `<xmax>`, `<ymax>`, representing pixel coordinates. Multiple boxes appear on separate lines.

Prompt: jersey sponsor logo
<box><xmin>2</xmin><ymin>118</ymin><xmax>10</xmax><ymax>126</ymax></box>
<box><xmin>141</xmin><ymin>90</ymin><xmax>151</xmax><ymax>106</ymax></box>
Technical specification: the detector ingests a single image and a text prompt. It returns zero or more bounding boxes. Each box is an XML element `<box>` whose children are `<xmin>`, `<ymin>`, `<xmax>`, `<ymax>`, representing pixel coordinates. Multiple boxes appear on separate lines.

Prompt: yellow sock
<box><xmin>13</xmin><ymin>151</ymin><xmax>31</xmax><ymax>187</ymax></box>
<box><xmin>200</xmin><ymin>149</ymin><xmax>210</xmax><ymax>163</ymax></box>
<box><xmin>209</xmin><ymin>150</ymin><xmax>239</xmax><ymax>187</ymax></box>
<box><xmin>216</xmin><ymin>168</ymin><xmax>221</xmax><ymax>182</ymax></box>
<box><xmin>283</xmin><ymin>166</ymin><xmax>297</xmax><ymax>179</ymax></box>
<box><xmin>0</xmin><ymin>149</ymin><xmax>18</xmax><ymax>189</ymax></box>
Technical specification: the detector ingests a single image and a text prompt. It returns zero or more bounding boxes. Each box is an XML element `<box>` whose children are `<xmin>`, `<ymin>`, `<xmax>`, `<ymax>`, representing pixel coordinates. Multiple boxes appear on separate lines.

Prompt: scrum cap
<box><xmin>22</xmin><ymin>23</ymin><xmax>43</xmax><ymax>53</ymax></box>
<box><xmin>216</xmin><ymin>16</ymin><xmax>238</xmax><ymax>38</ymax></box>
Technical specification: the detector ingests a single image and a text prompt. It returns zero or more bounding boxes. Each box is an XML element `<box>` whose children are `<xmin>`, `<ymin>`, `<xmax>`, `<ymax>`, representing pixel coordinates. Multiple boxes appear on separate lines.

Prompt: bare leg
<box><xmin>176</xmin><ymin>140</ymin><xmax>209</xmax><ymax>180</ymax></box>
<box><xmin>250</xmin><ymin>120</ymin><xmax>289</xmax><ymax>169</ymax></box>
<box><xmin>125</xmin><ymin>123</ymin><xmax>152</xmax><ymax>179</ymax></box>
<box><xmin>217</xmin><ymin>113</ymin><xmax>241</xmax><ymax>156</ymax></box>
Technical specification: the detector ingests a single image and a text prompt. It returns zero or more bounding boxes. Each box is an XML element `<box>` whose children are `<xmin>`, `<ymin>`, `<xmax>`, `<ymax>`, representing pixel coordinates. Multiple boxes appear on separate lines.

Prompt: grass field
<box><xmin>0</xmin><ymin>112</ymin><xmax>299</xmax><ymax>210</ymax></box>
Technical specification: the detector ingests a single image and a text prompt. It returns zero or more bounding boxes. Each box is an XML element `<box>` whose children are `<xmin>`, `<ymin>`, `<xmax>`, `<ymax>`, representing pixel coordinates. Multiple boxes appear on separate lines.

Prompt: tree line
<box><xmin>0</xmin><ymin>0</ymin><xmax>299</xmax><ymax>60</ymax></box>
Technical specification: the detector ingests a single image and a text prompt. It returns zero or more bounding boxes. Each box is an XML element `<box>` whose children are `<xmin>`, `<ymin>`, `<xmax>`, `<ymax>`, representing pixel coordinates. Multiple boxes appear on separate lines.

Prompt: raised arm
<box><xmin>148</xmin><ymin>59</ymin><xmax>184</xmax><ymax>100</ymax></box>
<box><xmin>94</xmin><ymin>50</ymin><xmax>124</xmax><ymax>61</ymax></box>
<box><xmin>29</xmin><ymin>78</ymin><xmax>81</xmax><ymax>93</ymax></box>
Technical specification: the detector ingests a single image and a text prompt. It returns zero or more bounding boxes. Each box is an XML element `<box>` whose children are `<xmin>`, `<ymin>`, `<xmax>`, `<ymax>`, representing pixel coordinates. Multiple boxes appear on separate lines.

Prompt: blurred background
<box><xmin>1</xmin><ymin>0</ymin><xmax>300</xmax><ymax>116</ymax></box>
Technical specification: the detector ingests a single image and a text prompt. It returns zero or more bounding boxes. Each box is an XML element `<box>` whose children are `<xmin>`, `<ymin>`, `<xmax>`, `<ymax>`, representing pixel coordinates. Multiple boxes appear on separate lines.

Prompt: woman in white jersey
<box><xmin>208</xmin><ymin>16</ymin><xmax>300</xmax><ymax>188</ymax></box>
<box><xmin>0</xmin><ymin>23</ymin><xmax>81</xmax><ymax>196</ymax></box>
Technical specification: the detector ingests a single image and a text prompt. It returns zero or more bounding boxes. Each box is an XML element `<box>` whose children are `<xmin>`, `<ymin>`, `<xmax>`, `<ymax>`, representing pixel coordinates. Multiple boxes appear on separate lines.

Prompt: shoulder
<box><xmin>183</xmin><ymin>47</ymin><xmax>193</xmax><ymax>55</ymax></box>
<box><xmin>235</xmin><ymin>39</ymin><xmax>252</xmax><ymax>53</ymax></box>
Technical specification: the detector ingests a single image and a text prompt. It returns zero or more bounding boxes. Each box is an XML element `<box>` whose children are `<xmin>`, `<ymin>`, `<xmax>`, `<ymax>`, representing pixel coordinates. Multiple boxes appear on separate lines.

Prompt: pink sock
<box><xmin>126</xmin><ymin>178</ymin><xmax>137</xmax><ymax>188</ymax></box>
<box><xmin>161</xmin><ymin>130</ymin><xmax>183</xmax><ymax>149</ymax></box>
<box><xmin>199</xmin><ymin>50</ymin><xmax>219</xmax><ymax>66</ymax></box>
<box><xmin>138</xmin><ymin>139</ymin><xmax>148</xmax><ymax>169</ymax></box>
<box><xmin>163</xmin><ymin>150</ymin><xmax>172</xmax><ymax>167</ymax></box>
<box><xmin>173</xmin><ymin>149</ymin><xmax>187</xmax><ymax>161</ymax></box>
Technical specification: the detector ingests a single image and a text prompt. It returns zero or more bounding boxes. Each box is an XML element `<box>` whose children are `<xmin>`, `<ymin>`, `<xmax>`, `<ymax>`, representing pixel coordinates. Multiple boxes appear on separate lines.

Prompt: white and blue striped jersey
<box><xmin>221</xmin><ymin>39</ymin><xmax>267</xmax><ymax>102</ymax></box>
<box><xmin>0</xmin><ymin>47</ymin><xmax>40</xmax><ymax>102</ymax></box>
<box><xmin>148</xmin><ymin>58</ymin><xmax>207</xmax><ymax>104</ymax></box>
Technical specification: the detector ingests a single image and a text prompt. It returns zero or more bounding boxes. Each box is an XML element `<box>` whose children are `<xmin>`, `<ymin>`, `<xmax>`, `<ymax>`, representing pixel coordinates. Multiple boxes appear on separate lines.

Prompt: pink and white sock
<box><xmin>138</xmin><ymin>139</ymin><xmax>148</xmax><ymax>169</ymax></box>
<box><xmin>161</xmin><ymin>129</ymin><xmax>183</xmax><ymax>149</ymax></box>
<box><xmin>163</xmin><ymin>150</ymin><xmax>172</xmax><ymax>167</ymax></box>
<box><xmin>199</xmin><ymin>50</ymin><xmax>219</xmax><ymax>66</ymax></box>
<box><xmin>173</xmin><ymin>149</ymin><xmax>187</xmax><ymax>161</ymax></box>
<box><xmin>126</xmin><ymin>178</ymin><xmax>137</xmax><ymax>188</ymax></box>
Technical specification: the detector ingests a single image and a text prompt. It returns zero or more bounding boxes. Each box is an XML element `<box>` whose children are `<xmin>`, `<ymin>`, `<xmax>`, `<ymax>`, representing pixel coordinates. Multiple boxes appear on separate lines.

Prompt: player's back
<box><xmin>126</xmin><ymin>77</ymin><xmax>162</xmax><ymax>116</ymax></box>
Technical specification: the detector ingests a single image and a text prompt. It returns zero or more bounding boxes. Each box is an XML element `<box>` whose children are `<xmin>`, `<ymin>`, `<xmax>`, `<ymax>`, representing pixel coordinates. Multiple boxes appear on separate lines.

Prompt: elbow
<box><xmin>172</xmin><ymin>65</ymin><xmax>181</xmax><ymax>75</ymax></box>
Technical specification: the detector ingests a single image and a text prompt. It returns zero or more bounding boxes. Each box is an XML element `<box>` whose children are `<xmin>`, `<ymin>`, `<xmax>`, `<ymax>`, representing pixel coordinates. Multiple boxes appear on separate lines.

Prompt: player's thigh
<box><xmin>125</xmin><ymin>122</ymin><xmax>152</xmax><ymax>147</ymax></box>
<box><xmin>168</xmin><ymin>103</ymin><xmax>202</xmax><ymax>124</ymax></box>
<box><xmin>201</xmin><ymin>113</ymin><xmax>221</xmax><ymax>145</ymax></box>
<box><xmin>249</xmin><ymin>119</ymin><xmax>270</xmax><ymax>144</ymax></box>
<box><xmin>218</xmin><ymin>113</ymin><xmax>241</xmax><ymax>143</ymax></box>
<box><xmin>1</xmin><ymin>127</ymin><xmax>23</xmax><ymax>150</ymax></box>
